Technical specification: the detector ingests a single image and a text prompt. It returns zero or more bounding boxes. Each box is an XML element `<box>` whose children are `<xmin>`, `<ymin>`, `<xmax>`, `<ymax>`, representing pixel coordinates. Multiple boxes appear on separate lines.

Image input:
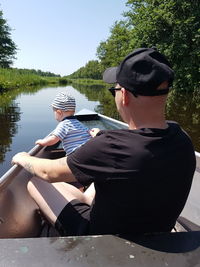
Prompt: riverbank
<box><xmin>66</xmin><ymin>78</ymin><xmax>106</xmax><ymax>86</ymax></box>
<box><xmin>0</xmin><ymin>68</ymin><xmax>107</xmax><ymax>91</ymax></box>
<box><xmin>0</xmin><ymin>68</ymin><xmax>61</xmax><ymax>90</ymax></box>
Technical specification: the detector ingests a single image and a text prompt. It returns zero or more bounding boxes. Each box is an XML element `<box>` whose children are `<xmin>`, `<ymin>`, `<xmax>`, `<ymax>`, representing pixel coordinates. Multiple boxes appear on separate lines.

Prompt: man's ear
<box><xmin>121</xmin><ymin>88</ymin><xmax>129</xmax><ymax>106</ymax></box>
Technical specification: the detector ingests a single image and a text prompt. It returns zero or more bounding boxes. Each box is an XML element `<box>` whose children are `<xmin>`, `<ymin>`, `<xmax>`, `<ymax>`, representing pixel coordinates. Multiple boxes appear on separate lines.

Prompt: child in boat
<box><xmin>35</xmin><ymin>92</ymin><xmax>91</xmax><ymax>156</ymax></box>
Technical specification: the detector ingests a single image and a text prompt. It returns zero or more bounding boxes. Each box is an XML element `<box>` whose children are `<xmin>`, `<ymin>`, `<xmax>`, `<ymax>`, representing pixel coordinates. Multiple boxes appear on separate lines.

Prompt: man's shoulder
<box><xmin>167</xmin><ymin>121</ymin><xmax>191</xmax><ymax>137</ymax></box>
<box><xmin>166</xmin><ymin>120</ymin><xmax>179</xmax><ymax>127</ymax></box>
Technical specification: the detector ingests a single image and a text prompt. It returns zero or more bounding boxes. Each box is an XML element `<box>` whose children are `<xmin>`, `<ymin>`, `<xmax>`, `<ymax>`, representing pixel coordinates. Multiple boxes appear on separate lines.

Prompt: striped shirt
<box><xmin>52</xmin><ymin>116</ymin><xmax>91</xmax><ymax>155</ymax></box>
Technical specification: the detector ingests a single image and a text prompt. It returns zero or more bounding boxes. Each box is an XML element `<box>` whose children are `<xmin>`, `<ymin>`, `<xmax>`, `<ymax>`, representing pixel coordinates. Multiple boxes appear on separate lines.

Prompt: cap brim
<box><xmin>103</xmin><ymin>67</ymin><xmax>118</xmax><ymax>84</ymax></box>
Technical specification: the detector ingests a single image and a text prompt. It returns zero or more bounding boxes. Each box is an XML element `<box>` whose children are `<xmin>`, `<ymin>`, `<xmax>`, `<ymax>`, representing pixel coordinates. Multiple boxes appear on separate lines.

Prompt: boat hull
<box><xmin>0</xmin><ymin>147</ymin><xmax>62</xmax><ymax>238</ymax></box>
<box><xmin>0</xmin><ymin>109</ymin><xmax>199</xmax><ymax>238</ymax></box>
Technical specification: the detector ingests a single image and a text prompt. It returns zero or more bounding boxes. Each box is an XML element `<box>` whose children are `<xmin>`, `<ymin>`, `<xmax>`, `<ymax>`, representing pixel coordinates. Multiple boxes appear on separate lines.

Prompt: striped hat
<box><xmin>51</xmin><ymin>92</ymin><xmax>76</xmax><ymax>111</ymax></box>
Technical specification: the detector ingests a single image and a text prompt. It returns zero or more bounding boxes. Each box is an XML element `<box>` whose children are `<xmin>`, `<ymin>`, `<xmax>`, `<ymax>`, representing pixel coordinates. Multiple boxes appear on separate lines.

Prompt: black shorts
<box><xmin>55</xmin><ymin>199</ymin><xmax>91</xmax><ymax>236</ymax></box>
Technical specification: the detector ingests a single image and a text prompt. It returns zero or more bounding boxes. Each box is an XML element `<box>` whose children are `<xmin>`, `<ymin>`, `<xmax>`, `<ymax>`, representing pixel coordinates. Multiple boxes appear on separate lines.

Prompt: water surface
<box><xmin>0</xmin><ymin>85</ymin><xmax>99</xmax><ymax>176</ymax></box>
<box><xmin>0</xmin><ymin>85</ymin><xmax>199</xmax><ymax>177</ymax></box>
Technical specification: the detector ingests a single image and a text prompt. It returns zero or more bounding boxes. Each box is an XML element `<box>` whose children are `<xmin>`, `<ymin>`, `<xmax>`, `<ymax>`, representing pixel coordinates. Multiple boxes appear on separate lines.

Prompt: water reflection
<box><xmin>166</xmin><ymin>90</ymin><xmax>200</xmax><ymax>152</ymax></box>
<box><xmin>74</xmin><ymin>84</ymin><xmax>200</xmax><ymax>152</ymax></box>
<box><xmin>0</xmin><ymin>85</ymin><xmax>100</xmax><ymax>175</ymax></box>
<box><xmin>0</xmin><ymin>86</ymin><xmax>50</xmax><ymax>164</ymax></box>
<box><xmin>0</xmin><ymin>104</ymin><xmax>20</xmax><ymax>162</ymax></box>
<box><xmin>0</xmin><ymin>85</ymin><xmax>199</xmax><ymax>176</ymax></box>
<box><xmin>73</xmin><ymin>83</ymin><xmax>120</xmax><ymax>120</ymax></box>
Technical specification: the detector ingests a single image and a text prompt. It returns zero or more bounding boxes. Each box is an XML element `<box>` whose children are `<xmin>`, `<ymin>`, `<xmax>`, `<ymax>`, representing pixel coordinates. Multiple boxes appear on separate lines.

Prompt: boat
<box><xmin>0</xmin><ymin>109</ymin><xmax>199</xmax><ymax>266</ymax></box>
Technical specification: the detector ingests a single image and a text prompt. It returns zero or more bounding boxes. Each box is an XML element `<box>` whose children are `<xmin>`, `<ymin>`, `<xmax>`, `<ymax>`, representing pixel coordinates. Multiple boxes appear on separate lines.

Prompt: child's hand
<box><xmin>89</xmin><ymin>128</ymin><xmax>100</xmax><ymax>137</ymax></box>
<box><xmin>35</xmin><ymin>139</ymin><xmax>45</xmax><ymax>146</ymax></box>
<box><xmin>35</xmin><ymin>135</ymin><xmax>59</xmax><ymax>146</ymax></box>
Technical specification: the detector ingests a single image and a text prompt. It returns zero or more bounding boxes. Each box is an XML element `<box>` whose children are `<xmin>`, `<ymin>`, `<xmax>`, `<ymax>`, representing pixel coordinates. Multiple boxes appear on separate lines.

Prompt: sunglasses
<box><xmin>108</xmin><ymin>87</ymin><xmax>122</xmax><ymax>97</ymax></box>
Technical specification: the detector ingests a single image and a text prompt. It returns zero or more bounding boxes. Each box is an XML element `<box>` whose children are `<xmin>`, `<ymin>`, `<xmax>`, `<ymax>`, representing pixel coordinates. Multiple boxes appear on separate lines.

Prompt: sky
<box><xmin>0</xmin><ymin>0</ymin><xmax>128</xmax><ymax>76</ymax></box>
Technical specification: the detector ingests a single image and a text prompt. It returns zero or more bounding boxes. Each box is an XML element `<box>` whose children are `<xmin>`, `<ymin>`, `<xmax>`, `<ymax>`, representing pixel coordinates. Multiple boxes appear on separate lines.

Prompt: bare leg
<box><xmin>27</xmin><ymin>177</ymin><xmax>95</xmax><ymax>226</ymax></box>
<box><xmin>83</xmin><ymin>182</ymin><xmax>95</xmax><ymax>205</ymax></box>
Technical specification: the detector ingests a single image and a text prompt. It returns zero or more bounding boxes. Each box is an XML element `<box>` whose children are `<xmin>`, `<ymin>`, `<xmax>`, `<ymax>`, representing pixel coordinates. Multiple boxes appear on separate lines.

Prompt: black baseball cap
<box><xmin>103</xmin><ymin>47</ymin><xmax>174</xmax><ymax>96</ymax></box>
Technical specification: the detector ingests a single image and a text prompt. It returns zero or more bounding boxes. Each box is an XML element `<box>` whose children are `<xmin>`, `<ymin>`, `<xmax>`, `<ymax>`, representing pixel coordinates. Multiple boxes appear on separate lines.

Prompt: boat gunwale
<box><xmin>1</xmin><ymin>109</ymin><xmax>199</xmax><ymax>190</ymax></box>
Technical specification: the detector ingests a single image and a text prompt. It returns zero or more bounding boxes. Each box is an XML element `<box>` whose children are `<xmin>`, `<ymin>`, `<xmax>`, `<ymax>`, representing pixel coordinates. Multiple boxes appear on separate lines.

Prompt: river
<box><xmin>0</xmin><ymin>84</ymin><xmax>200</xmax><ymax>177</ymax></box>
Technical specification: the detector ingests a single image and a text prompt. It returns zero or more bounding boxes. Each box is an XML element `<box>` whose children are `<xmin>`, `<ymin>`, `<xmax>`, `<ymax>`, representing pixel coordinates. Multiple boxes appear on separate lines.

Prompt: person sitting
<box><xmin>35</xmin><ymin>91</ymin><xmax>91</xmax><ymax>156</ymax></box>
<box><xmin>12</xmin><ymin>47</ymin><xmax>196</xmax><ymax>237</ymax></box>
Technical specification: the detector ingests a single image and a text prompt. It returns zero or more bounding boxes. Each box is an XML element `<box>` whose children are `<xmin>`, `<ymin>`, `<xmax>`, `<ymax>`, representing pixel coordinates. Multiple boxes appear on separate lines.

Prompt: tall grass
<box><xmin>0</xmin><ymin>68</ymin><xmax>106</xmax><ymax>91</ymax></box>
<box><xmin>67</xmin><ymin>78</ymin><xmax>106</xmax><ymax>86</ymax></box>
<box><xmin>0</xmin><ymin>68</ymin><xmax>60</xmax><ymax>90</ymax></box>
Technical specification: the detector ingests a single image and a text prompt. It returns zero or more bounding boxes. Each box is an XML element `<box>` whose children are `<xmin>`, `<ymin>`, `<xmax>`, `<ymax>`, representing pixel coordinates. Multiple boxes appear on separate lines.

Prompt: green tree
<box><xmin>97</xmin><ymin>21</ymin><xmax>132</xmax><ymax>68</ymax></box>
<box><xmin>0</xmin><ymin>9</ymin><xmax>17</xmax><ymax>68</ymax></box>
<box><xmin>68</xmin><ymin>60</ymin><xmax>103</xmax><ymax>79</ymax></box>
<box><xmin>95</xmin><ymin>0</ymin><xmax>200</xmax><ymax>91</ymax></box>
<box><xmin>84</xmin><ymin>60</ymin><xmax>103</xmax><ymax>79</ymax></box>
<box><xmin>124</xmin><ymin>0</ymin><xmax>200</xmax><ymax>91</ymax></box>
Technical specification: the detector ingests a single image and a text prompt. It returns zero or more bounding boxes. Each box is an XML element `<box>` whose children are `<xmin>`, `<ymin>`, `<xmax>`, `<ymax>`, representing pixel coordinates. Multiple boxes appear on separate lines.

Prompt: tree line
<box><xmin>12</xmin><ymin>68</ymin><xmax>61</xmax><ymax>77</ymax></box>
<box><xmin>1</xmin><ymin>1</ymin><xmax>199</xmax><ymax>91</ymax></box>
<box><xmin>68</xmin><ymin>0</ymin><xmax>200</xmax><ymax>91</ymax></box>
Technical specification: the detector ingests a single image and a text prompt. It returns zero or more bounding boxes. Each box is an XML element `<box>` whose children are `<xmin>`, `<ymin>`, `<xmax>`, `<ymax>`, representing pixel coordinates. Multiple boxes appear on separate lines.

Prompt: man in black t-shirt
<box><xmin>12</xmin><ymin>48</ymin><xmax>196</xmax><ymax>236</ymax></box>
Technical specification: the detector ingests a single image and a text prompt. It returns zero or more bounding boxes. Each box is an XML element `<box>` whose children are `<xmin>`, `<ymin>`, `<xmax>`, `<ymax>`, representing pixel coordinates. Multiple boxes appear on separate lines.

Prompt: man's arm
<box><xmin>12</xmin><ymin>152</ymin><xmax>76</xmax><ymax>183</ymax></box>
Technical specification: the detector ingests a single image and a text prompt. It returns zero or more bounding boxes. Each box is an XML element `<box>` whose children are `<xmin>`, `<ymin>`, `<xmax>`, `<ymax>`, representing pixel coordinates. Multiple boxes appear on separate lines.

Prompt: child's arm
<box><xmin>89</xmin><ymin>128</ymin><xmax>100</xmax><ymax>137</ymax></box>
<box><xmin>35</xmin><ymin>135</ymin><xmax>60</xmax><ymax>146</ymax></box>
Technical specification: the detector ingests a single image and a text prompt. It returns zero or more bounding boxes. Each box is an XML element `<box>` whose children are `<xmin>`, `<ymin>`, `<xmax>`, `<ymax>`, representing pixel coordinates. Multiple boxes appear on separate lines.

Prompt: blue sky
<box><xmin>0</xmin><ymin>0</ymin><xmax>128</xmax><ymax>76</ymax></box>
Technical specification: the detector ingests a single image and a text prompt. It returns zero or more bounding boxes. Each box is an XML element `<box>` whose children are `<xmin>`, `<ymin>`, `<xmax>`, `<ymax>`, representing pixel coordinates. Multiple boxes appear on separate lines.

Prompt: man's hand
<box><xmin>35</xmin><ymin>135</ymin><xmax>60</xmax><ymax>146</ymax></box>
<box><xmin>11</xmin><ymin>152</ymin><xmax>76</xmax><ymax>183</ymax></box>
<box><xmin>12</xmin><ymin>152</ymin><xmax>35</xmax><ymax>175</ymax></box>
<box><xmin>12</xmin><ymin>152</ymin><xmax>30</xmax><ymax>165</ymax></box>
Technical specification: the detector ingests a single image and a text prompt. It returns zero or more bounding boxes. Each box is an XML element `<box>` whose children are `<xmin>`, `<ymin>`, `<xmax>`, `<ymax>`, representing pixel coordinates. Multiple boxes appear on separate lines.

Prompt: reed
<box><xmin>68</xmin><ymin>78</ymin><xmax>105</xmax><ymax>86</ymax></box>
<box><xmin>0</xmin><ymin>68</ymin><xmax>59</xmax><ymax>91</ymax></box>
<box><xmin>0</xmin><ymin>68</ymin><xmax>106</xmax><ymax>92</ymax></box>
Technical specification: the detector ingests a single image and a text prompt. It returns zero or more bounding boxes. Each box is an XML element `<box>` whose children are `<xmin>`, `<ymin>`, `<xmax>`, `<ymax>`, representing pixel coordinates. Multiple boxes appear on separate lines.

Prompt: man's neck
<box><xmin>124</xmin><ymin>94</ymin><xmax>168</xmax><ymax>130</ymax></box>
<box><xmin>129</xmin><ymin>121</ymin><xmax>168</xmax><ymax>130</ymax></box>
<box><xmin>128</xmin><ymin>112</ymin><xmax>168</xmax><ymax>129</ymax></box>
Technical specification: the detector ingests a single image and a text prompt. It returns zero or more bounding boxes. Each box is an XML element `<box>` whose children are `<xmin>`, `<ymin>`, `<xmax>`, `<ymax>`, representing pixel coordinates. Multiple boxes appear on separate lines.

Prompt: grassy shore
<box><xmin>0</xmin><ymin>68</ymin><xmax>61</xmax><ymax>90</ymax></box>
<box><xmin>0</xmin><ymin>68</ymin><xmax>107</xmax><ymax>91</ymax></box>
<box><xmin>67</xmin><ymin>78</ymin><xmax>105</xmax><ymax>86</ymax></box>
<box><xmin>61</xmin><ymin>78</ymin><xmax>108</xmax><ymax>89</ymax></box>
